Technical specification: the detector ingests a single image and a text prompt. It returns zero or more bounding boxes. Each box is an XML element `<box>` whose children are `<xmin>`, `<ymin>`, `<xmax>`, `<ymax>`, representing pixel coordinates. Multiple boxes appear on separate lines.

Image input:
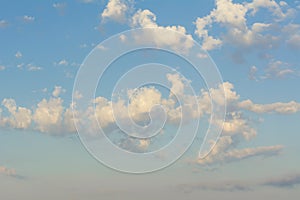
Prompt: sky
<box><xmin>1</xmin><ymin>0</ymin><xmax>300</xmax><ymax>199</ymax></box>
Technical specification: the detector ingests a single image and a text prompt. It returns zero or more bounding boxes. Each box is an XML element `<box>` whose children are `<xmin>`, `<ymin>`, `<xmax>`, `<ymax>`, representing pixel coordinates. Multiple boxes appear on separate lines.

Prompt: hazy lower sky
<box><xmin>1</xmin><ymin>0</ymin><xmax>300</xmax><ymax>199</ymax></box>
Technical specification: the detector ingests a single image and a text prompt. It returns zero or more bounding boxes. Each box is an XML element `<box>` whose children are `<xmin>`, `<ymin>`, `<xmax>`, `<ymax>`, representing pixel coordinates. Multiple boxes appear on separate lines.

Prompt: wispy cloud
<box><xmin>177</xmin><ymin>181</ymin><xmax>252</xmax><ymax>193</ymax></box>
<box><xmin>0</xmin><ymin>65</ymin><xmax>6</xmax><ymax>71</ymax></box>
<box><xmin>0</xmin><ymin>166</ymin><xmax>25</xmax><ymax>180</ymax></box>
<box><xmin>248</xmin><ymin>60</ymin><xmax>299</xmax><ymax>81</ymax></box>
<box><xmin>15</xmin><ymin>51</ymin><xmax>22</xmax><ymax>59</ymax></box>
<box><xmin>79</xmin><ymin>0</ymin><xmax>96</xmax><ymax>3</ymax></box>
<box><xmin>263</xmin><ymin>173</ymin><xmax>300</xmax><ymax>188</ymax></box>
<box><xmin>176</xmin><ymin>172</ymin><xmax>300</xmax><ymax>193</ymax></box>
<box><xmin>53</xmin><ymin>3</ymin><xmax>67</xmax><ymax>15</ymax></box>
<box><xmin>0</xmin><ymin>19</ymin><xmax>8</xmax><ymax>28</ymax></box>
<box><xmin>27</xmin><ymin>63</ymin><xmax>42</xmax><ymax>71</ymax></box>
<box><xmin>55</xmin><ymin>59</ymin><xmax>69</xmax><ymax>66</ymax></box>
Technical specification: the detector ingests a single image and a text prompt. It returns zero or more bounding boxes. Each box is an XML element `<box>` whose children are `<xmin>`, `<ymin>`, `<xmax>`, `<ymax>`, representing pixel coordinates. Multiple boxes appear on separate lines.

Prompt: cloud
<box><xmin>0</xmin><ymin>75</ymin><xmax>299</xmax><ymax>165</ymax></box>
<box><xmin>0</xmin><ymin>20</ymin><xmax>8</xmax><ymax>28</ymax></box>
<box><xmin>0</xmin><ymin>166</ymin><xmax>16</xmax><ymax>176</ymax></box>
<box><xmin>287</xmin><ymin>34</ymin><xmax>300</xmax><ymax>49</ymax></box>
<box><xmin>248</xmin><ymin>60</ymin><xmax>298</xmax><ymax>81</ymax></box>
<box><xmin>263</xmin><ymin>60</ymin><xmax>295</xmax><ymax>79</ymax></box>
<box><xmin>1</xmin><ymin>99</ymin><xmax>32</xmax><ymax>129</ymax></box>
<box><xmin>0</xmin><ymin>165</ymin><xmax>25</xmax><ymax>180</ymax></box>
<box><xmin>178</xmin><ymin>180</ymin><xmax>252</xmax><ymax>193</ymax></box>
<box><xmin>119</xmin><ymin>34</ymin><xmax>127</xmax><ymax>42</ymax></box>
<box><xmin>263</xmin><ymin>173</ymin><xmax>300</xmax><ymax>188</ymax></box>
<box><xmin>249</xmin><ymin>66</ymin><xmax>258</xmax><ymax>80</ymax></box>
<box><xmin>56</xmin><ymin>59</ymin><xmax>69</xmax><ymax>66</ymax></box>
<box><xmin>177</xmin><ymin>172</ymin><xmax>300</xmax><ymax>193</ymax></box>
<box><xmin>79</xmin><ymin>43</ymin><xmax>88</xmax><ymax>48</ymax></box>
<box><xmin>22</xmin><ymin>15</ymin><xmax>35</xmax><ymax>23</ymax></box>
<box><xmin>15</xmin><ymin>51</ymin><xmax>22</xmax><ymax>59</ymax></box>
<box><xmin>282</xmin><ymin>23</ymin><xmax>300</xmax><ymax>49</ymax></box>
<box><xmin>194</xmin><ymin>0</ymin><xmax>295</xmax><ymax>53</ymax></box>
<box><xmin>238</xmin><ymin>100</ymin><xmax>300</xmax><ymax>114</ymax></box>
<box><xmin>0</xmin><ymin>86</ymin><xmax>74</xmax><ymax>134</ymax></box>
<box><xmin>53</xmin><ymin>3</ymin><xmax>67</xmax><ymax>15</ymax></box>
<box><xmin>130</xmin><ymin>9</ymin><xmax>194</xmax><ymax>53</ymax></box>
<box><xmin>52</xmin><ymin>86</ymin><xmax>66</xmax><ymax>97</ymax></box>
<box><xmin>27</xmin><ymin>63</ymin><xmax>42</xmax><ymax>71</ymax></box>
<box><xmin>100</xmin><ymin>1</ymin><xmax>194</xmax><ymax>52</ymax></box>
<box><xmin>33</xmin><ymin>97</ymin><xmax>64</xmax><ymax>133</ymax></box>
<box><xmin>246</xmin><ymin>0</ymin><xmax>295</xmax><ymax>20</ymax></box>
<box><xmin>79</xmin><ymin>0</ymin><xmax>96</xmax><ymax>3</ymax></box>
<box><xmin>197</xmin><ymin>136</ymin><xmax>283</xmax><ymax>165</ymax></box>
<box><xmin>0</xmin><ymin>65</ymin><xmax>5</xmax><ymax>71</ymax></box>
<box><xmin>101</xmin><ymin>0</ymin><xmax>129</xmax><ymax>23</ymax></box>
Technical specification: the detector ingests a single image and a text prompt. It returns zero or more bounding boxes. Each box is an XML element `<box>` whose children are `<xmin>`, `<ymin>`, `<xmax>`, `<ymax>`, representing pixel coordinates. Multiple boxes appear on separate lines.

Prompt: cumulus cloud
<box><xmin>130</xmin><ymin>9</ymin><xmax>194</xmax><ymax>53</ymax></box>
<box><xmin>101</xmin><ymin>0</ymin><xmax>129</xmax><ymax>23</ymax></box>
<box><xmin>1</xmin><ymin>75</ymin><xmax>300</xmax><ymax>164</ymax></box>
<box><xmin>100</xmin><ymin>1</ymin><xmax>194</xmax><ymax>52</ymax></box>
<box><xmin>194</xmin><ymin>0</ymin><xmax>295</xmax><ymax>53</ymax></box>
<box><xmin>0</xmin><ymin>99</ymin><xmax>32</xmax><ymax>129</ymax></box>
<box><xmin>32</xmin><ymin>97</ymin><xmax>64</xmax><ymax>133</ymax></box>
<box><xmin>0</xmin><ymin>86</ymin><xmax>75</xmax><ymax>134</ymax></box>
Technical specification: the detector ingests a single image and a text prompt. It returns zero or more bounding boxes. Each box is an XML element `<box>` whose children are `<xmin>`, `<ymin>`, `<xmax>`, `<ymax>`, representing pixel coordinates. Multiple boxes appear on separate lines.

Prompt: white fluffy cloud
<box><xmin>194</xmin><ymin>0</ymin><xmax>295</xmax><ymax>51</ymax></box>
<box><xmin>130</xmin><ymin>9</ymin><xmax>194</xmax><ymax>53</ymax></box>
<box><xmin>33</xmin><ymin>97</ymin><xmax>64</xmax><ymax>133</ymax></box>
<box><xmin>1</xmin><ymin>76</ymin><xmax>300</xmax><ymax>164</ymax></box>
<box><xmin>1</xmin><ymin>77</ymin><xmax>300</xmax><ymax>135</ymax></box>
<box><xmin>101</xmin><ymin>0</ymin><xmax>129</xmax><ymax>23</ymax></box>
<box><xmin>1</xmin><ymin>99</ymin><xmax>32</xmax><ymax>129</ymax></box>
<box><xmin>0</xmin><ymin>87</ymin><xmax>75</xmax><ymax>134</ymax></box>
<box><xmin>100</xmin><ymin>1</ymin><xmax>194</xmax><ymax>52</ymax></box>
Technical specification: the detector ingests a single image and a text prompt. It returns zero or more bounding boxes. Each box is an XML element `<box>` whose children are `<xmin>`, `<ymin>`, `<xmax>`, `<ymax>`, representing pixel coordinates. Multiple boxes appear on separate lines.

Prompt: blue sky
<box><xmin>1</xmin><ymin>0</ymin><xmax>300</xmax><ymax>199</ymax></box>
